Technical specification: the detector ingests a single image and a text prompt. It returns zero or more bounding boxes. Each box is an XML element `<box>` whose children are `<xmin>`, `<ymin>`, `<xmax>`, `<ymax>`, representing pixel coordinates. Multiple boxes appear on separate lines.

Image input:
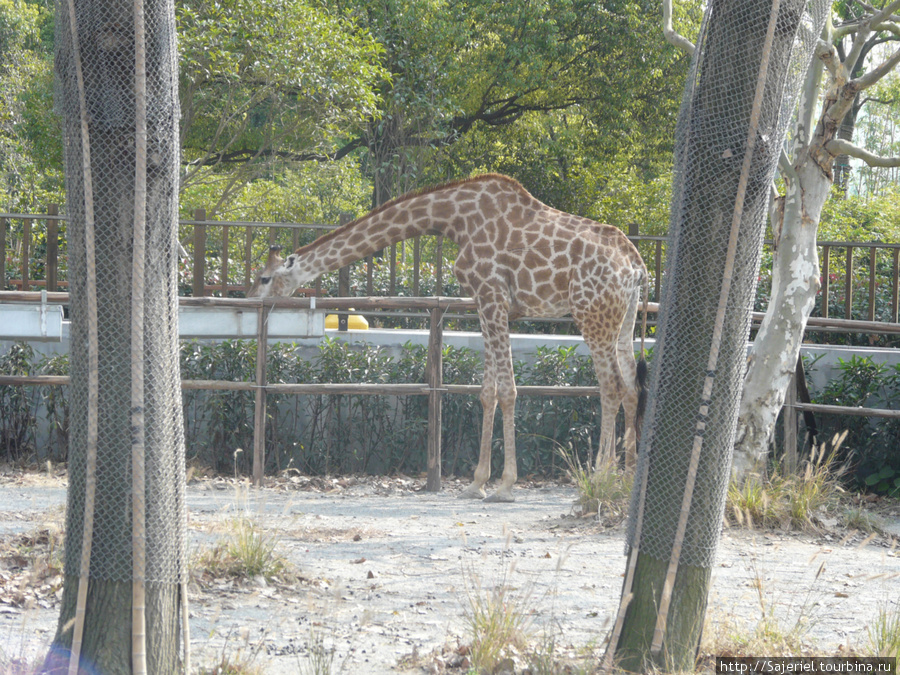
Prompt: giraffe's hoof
<box><xmin>458</xmin><ymin>485</ymin><xmax>487</xmax><ymax>500</ymax></box>
<box><xmin>483</xmin><ymin>490</ymin><xmax>515</xmax><ymax>503</ymax></box>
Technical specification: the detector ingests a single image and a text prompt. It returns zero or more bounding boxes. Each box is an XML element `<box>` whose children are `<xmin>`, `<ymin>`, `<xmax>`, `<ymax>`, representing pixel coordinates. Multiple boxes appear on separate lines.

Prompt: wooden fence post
<box><xmin>221</xmin><ymin>223</ymin><xmax>230</xmax><ymax>296</ymax></box>
<box><xmin>47</xmin><ymin>205</ymin><xmax>59</xmax><ymax>292</ymax></box>
<box><xmin>783</xmin><ymin>370</ymin><xmax>798</xmax><ymax>473</ymax></box>
<box><xmin>389</xmin><ymin>243</ymin><xmax>397</xmax><ymax>295</ymax></box>
<box><xmin>337</xmin><ymin>213</ymin><xmax>352</xmax><ymax>331</ymax></box>
<box><xmin>844</xmin><ymin>245</ymin><xmax>854</xmax><ymax>319</ymax></box>
<box><xmin>892</xmin><ymin>248</ymin><xmax>899</xmax><ymax>324</ymax></box>
<box><xmin>22</xmin><ymin>217</ymin><xmax>31</xmax><ymax>291</ymax></box>
<box><xmin>436</xmin><ymin>236</ymin><xmax>444</xmax><ymax>296</ymax></box>
<box><xmin>654</xmin><ymin>240</ymin><xmax>663</xmax><ymax>301</ymax></box>
<box><xmin>253</xmin><ymin>302</ymin><xmax>270</xmax><ymax>486</ymax></box>
<box><xmin>413</xmin><ymin>237</ymin><xmax>421</xmax><ymax>296</ymax></box>
<box><xmin>0</xmin><ymin>216</ymin><xmax>6</xmax><ymax>290</ymax></box>
<box><xmin>244</xmin><ymin>227</ymin><xmax>253</xmax><ymax>290</ymax></box>
<box><xmin>821</xmin><ymin>245</ymin><xmax>830</xmax><ymax>318</ymax></box>
<box><xmin>426</xmin><ymin>305</ymin><xmax>444</xmax><ymax>491</ymax></box>
<box><xmin>868</xmin><ymin>247</ymin><xmax>877</xmax><ymax>322</ymax></box>
<box><xmin>193</xmin><ymin>208</ymin><xmax>206</xmax><ymax>297</ymax></box>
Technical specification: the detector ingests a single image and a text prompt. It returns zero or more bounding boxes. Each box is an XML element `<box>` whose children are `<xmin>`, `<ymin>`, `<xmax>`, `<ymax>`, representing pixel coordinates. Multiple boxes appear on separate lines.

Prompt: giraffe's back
<box><xmin>453</xmin><ymin>192</ymin><xmax>644</xmax><ymax>321</ymax></box>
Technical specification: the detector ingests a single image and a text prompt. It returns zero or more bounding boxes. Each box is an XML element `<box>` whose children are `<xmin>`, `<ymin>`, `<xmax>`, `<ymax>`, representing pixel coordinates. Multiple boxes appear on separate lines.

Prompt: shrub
<box><xmin>807</xmin><ymin>355</ymin><xmax>900</xmax><ymax>494</ymax></box>
<box><xmin>0</xmin><ymin>344</ymin><xmax>69</xmax><ymax>462</ymax></box>
<box><xmin>179</xmin><ymin>338</ymin><xmax>611</xmax><ymax>480</ymax></box>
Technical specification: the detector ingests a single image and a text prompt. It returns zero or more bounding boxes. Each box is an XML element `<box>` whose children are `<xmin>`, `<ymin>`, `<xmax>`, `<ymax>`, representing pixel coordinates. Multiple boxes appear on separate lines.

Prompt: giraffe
<box><xmin>249</xmin><ymin>174</ymin><xmax>649</xmax><ymax>502</ymax></box>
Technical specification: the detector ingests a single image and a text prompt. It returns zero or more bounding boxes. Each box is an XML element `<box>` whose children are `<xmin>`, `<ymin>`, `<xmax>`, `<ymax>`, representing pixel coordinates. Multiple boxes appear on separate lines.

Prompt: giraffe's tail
<box><xmin>635</xmin><ymin>267</ymin><xmax>650</xmax><ymax>443</ymax></box>
<box><xmin>635</xmin><ymin>358</ymin><xmax>648</xmax><ymax>444</ymax></box>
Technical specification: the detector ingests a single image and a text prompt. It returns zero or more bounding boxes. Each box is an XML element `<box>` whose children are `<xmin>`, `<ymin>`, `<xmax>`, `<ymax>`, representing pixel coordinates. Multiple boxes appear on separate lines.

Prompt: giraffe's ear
<box><xmin>284</xmin><ymin>254</ymin><xmax>297</xmax><ymax>270</ymax></box>
<box><xmin>265</xmin><ymin>246</ymin><xmax>284</xmax><ymax>266</ymax></box>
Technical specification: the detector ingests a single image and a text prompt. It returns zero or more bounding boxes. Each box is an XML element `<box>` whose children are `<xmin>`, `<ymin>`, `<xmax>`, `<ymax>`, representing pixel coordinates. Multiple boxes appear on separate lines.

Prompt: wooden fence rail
<box><xmin>3</xmin><ymin>209</ymin><xmax>900</xmax><ymax>322</ymax></box>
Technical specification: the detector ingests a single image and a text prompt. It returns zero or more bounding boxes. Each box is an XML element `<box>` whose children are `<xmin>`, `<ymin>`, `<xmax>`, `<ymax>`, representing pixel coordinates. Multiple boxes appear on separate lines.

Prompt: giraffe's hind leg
<box><xmin>617</xmin><ymin>282</ymin><xmax>643</xmax><ymax>470</ymax></box>
<box><xmin>593</xmin><ymin>353</ymin><xmax>628</xmax><ymax>471</ymax></box>
<box><xmin>572</xmin><ymin>293</ymin><xmax>630</xmax><ymax>471</ymax></box>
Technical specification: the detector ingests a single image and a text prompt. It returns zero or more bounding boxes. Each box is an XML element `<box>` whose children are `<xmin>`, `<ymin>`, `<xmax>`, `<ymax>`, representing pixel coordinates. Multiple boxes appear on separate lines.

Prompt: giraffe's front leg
<box><xmin>483</xmin><ymin>385</ymin><xmax>517</xmax><ymax>503</ymax></box>
<box><xmin>459</xmin><ymin>383</ymin><xmax>496</xmax><ymax>500</ymax></box>
<box><xmin>482</xmin><ymin>328</ymin><xmax>517</xmax><ymax>503</ymax></box>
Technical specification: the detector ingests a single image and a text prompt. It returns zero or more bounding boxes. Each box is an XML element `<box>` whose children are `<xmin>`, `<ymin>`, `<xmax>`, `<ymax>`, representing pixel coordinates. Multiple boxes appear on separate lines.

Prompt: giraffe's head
<box><xmin>247</xmin><ymin>246</ymin><xmax>314</xmax><ymax>298</ymax></box>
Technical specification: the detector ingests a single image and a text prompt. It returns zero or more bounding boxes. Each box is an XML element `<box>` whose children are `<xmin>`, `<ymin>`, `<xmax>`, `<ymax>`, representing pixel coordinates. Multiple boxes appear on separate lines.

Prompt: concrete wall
<box><xmin>3</xmin><ymin>303</ymin><xmax>899</xmax><ymax>396</ymax></box>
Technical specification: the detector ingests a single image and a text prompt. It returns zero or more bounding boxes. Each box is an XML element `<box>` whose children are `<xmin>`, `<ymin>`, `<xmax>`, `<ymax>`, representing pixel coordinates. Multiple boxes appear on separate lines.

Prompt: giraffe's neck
<box><xmin>292</xmin><ymin>175</ymin><xmax>528</xmax><ymax>275</ymax></box>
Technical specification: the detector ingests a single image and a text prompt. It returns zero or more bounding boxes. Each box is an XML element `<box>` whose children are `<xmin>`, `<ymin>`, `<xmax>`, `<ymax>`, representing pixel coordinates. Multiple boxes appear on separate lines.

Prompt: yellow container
<box><xmin>325</xmin><ymin>313</ymin><xmax>369</xmax><ymax>330</ymax></box>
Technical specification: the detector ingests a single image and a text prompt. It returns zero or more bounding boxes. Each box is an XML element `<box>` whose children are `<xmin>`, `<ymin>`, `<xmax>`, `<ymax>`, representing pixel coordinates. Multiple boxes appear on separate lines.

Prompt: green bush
<box><xmin>0</xmin><ymin>343</ymin><xmax>69</xmax><ymax>462</ymax></box>
<box><xmin>6</xmin><ymin>339</ymin><xmax>899</xmax><ymax>494</ymax></box>
<box><xmin>806</xmin><ymin>354</ymin><xmax>900</xmax><ymax>496</ymax></box>
<box><xmin>178</xmin><ymin>337</ymin><xmax>607</xmax><ymax>477</ymax></box>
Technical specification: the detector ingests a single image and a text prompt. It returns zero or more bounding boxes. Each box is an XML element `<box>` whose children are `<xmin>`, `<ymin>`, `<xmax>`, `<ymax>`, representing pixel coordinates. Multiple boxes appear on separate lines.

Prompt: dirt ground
<box><xmin>0</xmin><ymin>468</ymin><xmax>898</xmax><ymax>674</ymax></box>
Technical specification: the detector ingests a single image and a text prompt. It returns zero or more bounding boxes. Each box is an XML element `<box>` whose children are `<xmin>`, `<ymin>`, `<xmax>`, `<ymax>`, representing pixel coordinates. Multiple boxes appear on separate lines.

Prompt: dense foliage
<box><xmin>803</xmin><ymin>354</ymin><xmax>900</xmax><ymax>497</ymax></box>
<box><xmin>2</xmin><ymin>0</ymin><xmax>897</xmax><ymax>311</ymax></box>
<box><xmin>2</xmin><ymin>339</ymin><xmax>608</xmax><ymax>477</ymax></box>
<box><xmin>1</xmin><ymin>0</ymin><xmax>691</xmax><ymax>222</ymax></box>
<box><xmin>0</xmin><ymin>0</ymin><xmax>60</xmax><ymax>211</ymax></box>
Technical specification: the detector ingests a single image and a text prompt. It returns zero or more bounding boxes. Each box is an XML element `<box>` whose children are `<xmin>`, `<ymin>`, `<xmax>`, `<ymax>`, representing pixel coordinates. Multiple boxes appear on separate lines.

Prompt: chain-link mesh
<box><xmin>626</xmin><ymin>0</ymin><xmax>829</xmax><ymax>569</ymax></box>
<box><xmin>55</xmin><ymin>0</ymin><xmax>185</xmax><ymax>594</ymax></box>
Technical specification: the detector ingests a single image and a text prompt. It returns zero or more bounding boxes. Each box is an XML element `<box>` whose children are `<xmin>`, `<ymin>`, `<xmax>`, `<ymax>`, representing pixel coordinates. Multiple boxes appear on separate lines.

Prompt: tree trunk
<box><xmin>615</xmin><ymin>0</ymin><xmax>820</xmax><ymax>668</ymax></box>
<box><xmin>732</xmin><ymin>153</ymin><xmax>828</xmax><ymax>475</ymax></box>
<box><xmin>615</xmin><ymin>555</ymin><xmax>711</xmax><ymax>672</ymax></box>
<box><xmin>733</xmin><ymin>9</ymin><xmax>870</xmax><ymax>476</ymax></box>
<box><xmin>50</xmin><ymin>0</ymin><xmax>185</xmax><ymax>671</ymax></box>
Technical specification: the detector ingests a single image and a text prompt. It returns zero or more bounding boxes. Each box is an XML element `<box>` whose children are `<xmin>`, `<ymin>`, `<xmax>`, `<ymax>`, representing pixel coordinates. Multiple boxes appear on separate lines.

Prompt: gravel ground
<box><xmin>0</xmin><ymin>469</ymin><xmax>897</xmax><ymax>673</ymax></box>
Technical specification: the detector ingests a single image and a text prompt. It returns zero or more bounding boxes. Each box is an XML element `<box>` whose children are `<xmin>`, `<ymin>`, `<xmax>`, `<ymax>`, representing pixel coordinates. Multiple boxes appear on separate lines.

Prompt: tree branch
<box><xmin>855</xmin><ymin>43</ymin><xmax>900</xmax><ymax>89</ymax></box>
<box><xmin>816</xmin><ymin>39</ymin><xmax>840</xmax><ymax>80</ymax></box>
<box><xmin>825</xmin><ymin>138</ymin><xmax>900</xmax><ymax>167</ymax></box>
<box><xmin>874</xmin><ymin>0</ymin><xmax>900</xmax><ymax>26</ymax></box>
<box><xmin>184</xmin><ymin>137</ymin><xmax>366</xmax><ymax>168</ymax></box>
<box><xmin>857</xmin><ymin>1</ymin><xmax>900</xmax><ymax>23</ymax></box>
<box><xmin>662</xmin><ymin>0</ymin><xmax>695</xmax><ymax>55</ymax></box>
<box><xmin>779</xmin><ymin>147</ymin><xmax>796</xmax><ymax>183</ymax></box>
<box><xmin>861</xmin><ymin>95</ymin><xmax>897</xmax><ymax>106</ymax></box>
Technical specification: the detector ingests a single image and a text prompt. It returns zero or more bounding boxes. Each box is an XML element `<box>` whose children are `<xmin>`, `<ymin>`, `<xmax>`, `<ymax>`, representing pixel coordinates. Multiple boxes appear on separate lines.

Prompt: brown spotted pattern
<box><xmin>249</xmin><ymin>174</ymin><xmax>648</xmax><ymax>502</ymax></box>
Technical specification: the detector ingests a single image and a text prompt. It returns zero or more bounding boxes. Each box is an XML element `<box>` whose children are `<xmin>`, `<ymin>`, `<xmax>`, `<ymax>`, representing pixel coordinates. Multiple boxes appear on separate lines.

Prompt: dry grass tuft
<box><xmin>193</xmin><ymin>516</ymin><xmax>294</xmax><ymax>583</ymax></box>
<box><xmin>558</xmin><ymin>446</ymin><xmax>632</xmax><ymax>524</ymax></box>
<box><xmin>727</xmin><ymin>437</ymin><xmax>847</xmax><ymax>532</ymax></box>
<box><xmin>866</xmin><ymin>601</ymin><xmax>900</xmax><ymax>658</ymax></box>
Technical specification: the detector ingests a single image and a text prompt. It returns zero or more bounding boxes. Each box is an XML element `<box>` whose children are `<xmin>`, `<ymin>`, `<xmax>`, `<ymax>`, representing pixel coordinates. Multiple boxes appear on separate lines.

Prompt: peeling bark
<box><xmin>733</xmin><ymin>152</ymin><xmax>827</xmax><ymax>475</ymax></box>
